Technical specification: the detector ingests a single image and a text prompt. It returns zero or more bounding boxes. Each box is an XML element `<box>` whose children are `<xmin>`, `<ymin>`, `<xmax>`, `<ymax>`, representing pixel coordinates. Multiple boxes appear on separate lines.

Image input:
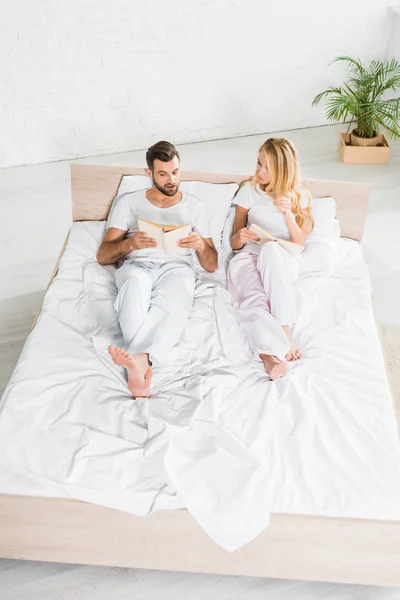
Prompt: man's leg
<box><xmin>112</xmin><ymin>263</ymin><xmax>154</xmax><ymax>397</ymax></box>
<box><xmin>128</xmin><ymin>261</ymin><xmax>196</xmax><ymax>364</ymax></box>
<box><xmin>114</xmin><ymin>262</ymin><xmax>153</xmax><ymax>350</ymax></box>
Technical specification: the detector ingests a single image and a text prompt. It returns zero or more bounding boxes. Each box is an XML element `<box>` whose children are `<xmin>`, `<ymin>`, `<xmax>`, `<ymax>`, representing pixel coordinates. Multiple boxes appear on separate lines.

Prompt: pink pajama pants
<box><xmin>227</xmin><ymin>243</ymin><xmax>302</xmax><ymax>360</ymax></box>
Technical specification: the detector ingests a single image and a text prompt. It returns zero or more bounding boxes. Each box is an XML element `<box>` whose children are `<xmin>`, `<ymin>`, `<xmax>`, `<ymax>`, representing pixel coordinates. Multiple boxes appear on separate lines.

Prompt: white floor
<box><xmin>1</xmin><ymin>124</ymin><xmax>400</xmax><ymax>599</ymax></box>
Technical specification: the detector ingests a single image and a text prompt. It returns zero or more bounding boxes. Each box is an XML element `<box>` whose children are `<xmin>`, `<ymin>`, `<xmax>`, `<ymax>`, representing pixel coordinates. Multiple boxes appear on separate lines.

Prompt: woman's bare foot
<box><xmin>260</xmin><ymin>354</ymin><xmax>287</xmax><ymax>380</ymax></box>
<box><xmin>285</xmin><ymin>339</ymin><xmax>301</xmax><ymax>362</ymax></box>
<box><xmin>282</xmin><ymin>326</ymin><xmax>301</xmax><ymax>362</ymax></box>
<box><xmin>108</xmin><ymin>346</ymin><xmax>153</xmax><ymax>398</ymax></box>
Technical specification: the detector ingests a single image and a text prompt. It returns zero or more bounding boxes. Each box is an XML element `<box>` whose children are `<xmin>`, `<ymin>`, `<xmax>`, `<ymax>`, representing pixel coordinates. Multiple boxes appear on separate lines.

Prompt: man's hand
<box><xmin>176</xmin><ymin>231</ymin><xmax>206</xmax><ymax>252</ymax></box>
<box><xmin>178</xmin><ymin>233</ymin><xmax>218</xmax><ymax>272</ymax></box>
<box><xmin>130</xmin><ymin>232</ymin><xmax>158</xmax><ymax>250</ymax></box>
<box><xmin>273</xmin><ymin>198</ymin><xmax>292</xmax><ymax>216</ymax></box>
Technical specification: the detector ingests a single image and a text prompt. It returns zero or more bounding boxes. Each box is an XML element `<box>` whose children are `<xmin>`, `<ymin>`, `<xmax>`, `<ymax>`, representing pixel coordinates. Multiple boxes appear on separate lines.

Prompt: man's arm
<box><xmin>196</xmin><ymin>237</ymin><xmax>218</xmax><ymax>272</ymax></box>
<box><xmin>177</xmin><ymin>233</ymin><xmax>218</xmax><ymax>272</ymax></box>
<box><xmin>97</xmin><ymin>228</ymin><xmax>157</xmax><ymax>265</ymax></box>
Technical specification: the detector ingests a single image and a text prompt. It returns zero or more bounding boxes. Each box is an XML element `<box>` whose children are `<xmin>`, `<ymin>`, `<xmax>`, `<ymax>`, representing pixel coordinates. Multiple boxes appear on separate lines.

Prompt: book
<box><xmin>248</xmin><ymin>223</ymin><xmax>304</xmax><ymax>256</ymax></box>
<box><xmin>137</xmin><ymin>219</ymin><xmax>192</xmax><ymax>255</ymax></box>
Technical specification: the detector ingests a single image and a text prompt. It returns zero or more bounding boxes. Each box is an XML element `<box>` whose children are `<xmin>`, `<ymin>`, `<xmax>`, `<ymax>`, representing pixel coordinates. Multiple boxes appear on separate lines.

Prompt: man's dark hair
<box><xmin>146</xmin><ymin>141</ymin><xmax>180</xmax><ymax>171</ymax></box>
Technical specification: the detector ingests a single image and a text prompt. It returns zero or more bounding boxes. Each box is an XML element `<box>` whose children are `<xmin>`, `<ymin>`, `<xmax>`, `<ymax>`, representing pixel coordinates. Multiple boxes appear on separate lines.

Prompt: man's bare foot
<box><xmin>260</xmin><ymin>354</ymin><xmax>287</xmax><ymax>380</ymax></box>
<box><xmin>108</xmin><ymin>346</ymin><xmax>153</xmax><ymax>398</ymax></box>
<box><xmin>282</xmin><ymin>325</ymin><xmax>301</xmax><ymax>362</ymax></box>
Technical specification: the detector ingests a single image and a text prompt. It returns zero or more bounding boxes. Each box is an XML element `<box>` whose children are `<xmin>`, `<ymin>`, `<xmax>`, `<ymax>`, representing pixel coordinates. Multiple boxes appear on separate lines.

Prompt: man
<box><xmin>97</xmin><ymin>141</ymin><xmax>218</xmax><ymax>399</ymax></box>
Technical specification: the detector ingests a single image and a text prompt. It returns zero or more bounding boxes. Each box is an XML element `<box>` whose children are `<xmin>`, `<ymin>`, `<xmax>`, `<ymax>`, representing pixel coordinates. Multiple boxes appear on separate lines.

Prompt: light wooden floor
<box><xmin>1</xmin><ymin>124</ymin><xmax>400</xmax><ymax>598</ymax></box>
<box><xmin>2</xmin><ymin>559</ymin><xmax>400</xmax><ymax>600</ymax></box>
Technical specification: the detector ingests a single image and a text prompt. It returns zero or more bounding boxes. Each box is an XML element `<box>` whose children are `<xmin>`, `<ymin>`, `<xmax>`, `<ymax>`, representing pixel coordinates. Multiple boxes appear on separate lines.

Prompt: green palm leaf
<box><xmin>312</xmin><ymin>56</ymin><xmax>400</xmax><ymax>140</ymax></box>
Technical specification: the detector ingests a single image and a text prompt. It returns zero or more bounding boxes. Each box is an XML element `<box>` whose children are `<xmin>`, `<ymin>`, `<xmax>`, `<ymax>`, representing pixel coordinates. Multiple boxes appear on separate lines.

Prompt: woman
<box><xmin>228</xmin><ymin>138</ymin><xmax>314</xmax><ymax>380</ymax></box>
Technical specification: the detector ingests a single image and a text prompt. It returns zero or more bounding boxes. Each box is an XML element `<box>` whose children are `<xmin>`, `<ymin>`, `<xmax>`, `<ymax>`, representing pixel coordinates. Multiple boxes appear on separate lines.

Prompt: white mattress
<box><xmin>1</xmin><ymin>221</ymin><xmax>400</xmax><ymax>551</ymax></box>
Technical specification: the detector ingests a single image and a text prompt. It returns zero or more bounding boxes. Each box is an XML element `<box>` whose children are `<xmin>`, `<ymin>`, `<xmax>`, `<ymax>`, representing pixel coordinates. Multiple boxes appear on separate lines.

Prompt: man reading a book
<box><xmin>96</xmin><ymin>141</ymin><xmax>218</xmax><ymax>399</ymax></box>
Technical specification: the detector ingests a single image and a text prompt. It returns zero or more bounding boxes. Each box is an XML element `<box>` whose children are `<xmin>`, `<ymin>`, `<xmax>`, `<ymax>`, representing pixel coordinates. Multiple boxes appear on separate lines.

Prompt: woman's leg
<box><xmin>256</xmin><ymin>243</ymin><xmax>302</xmax><ymax>361</ymax></box>
<box><xmin>227</xmin><ymin>251</ymin><xmax>289</xmax><ymax>378</ymax></box>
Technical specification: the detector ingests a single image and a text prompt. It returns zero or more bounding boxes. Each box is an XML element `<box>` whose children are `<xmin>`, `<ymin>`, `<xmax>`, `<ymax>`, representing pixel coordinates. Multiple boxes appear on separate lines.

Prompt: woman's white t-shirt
<box><xmin>234</xmin><ymin>183</ymin><xmax>310</xmax><ymax>243</ymax></box>
<box><xmin>107</xmin><ymin>189</ymin><xmax>211</xmax><ymax>263</ymax></box>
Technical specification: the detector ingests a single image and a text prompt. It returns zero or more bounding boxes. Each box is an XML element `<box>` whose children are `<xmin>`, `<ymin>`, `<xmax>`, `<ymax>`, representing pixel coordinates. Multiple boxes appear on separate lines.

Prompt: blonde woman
<box><xmin>228</xmin><ymin>138</ymin><xmax>314</xmax><ymax>380</ymax></box>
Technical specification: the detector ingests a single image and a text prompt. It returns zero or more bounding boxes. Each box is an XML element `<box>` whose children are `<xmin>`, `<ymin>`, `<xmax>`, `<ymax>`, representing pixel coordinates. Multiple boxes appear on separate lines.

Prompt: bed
<box><xmin>1</xmin><ymin>164</ymin><xmax>400</xmax><ymax>587</ymax></box>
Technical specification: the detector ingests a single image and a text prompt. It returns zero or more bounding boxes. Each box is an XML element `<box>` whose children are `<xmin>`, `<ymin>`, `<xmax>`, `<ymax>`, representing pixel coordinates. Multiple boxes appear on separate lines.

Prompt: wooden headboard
<box><xmin>70</xmin><ymin>164</ymin><xmax>371</xmax><ymax>241</ymax></box>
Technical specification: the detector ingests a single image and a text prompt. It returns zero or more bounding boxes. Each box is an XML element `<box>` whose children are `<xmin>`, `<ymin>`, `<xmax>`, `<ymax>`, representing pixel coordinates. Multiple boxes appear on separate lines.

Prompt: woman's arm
<box><xmin>284</xmin><ymin>211</ymin><xmax>309</xmax><ymax>246</ymax></box>
<box><xmin>230</xmin><ymin>205</ymin><xmax>259</xmax><ymax>250</ymax></box>
<box><xmin>274</xmin><ymin>199</ymin><xmax>310</xmax><ymax>246</ymax></box>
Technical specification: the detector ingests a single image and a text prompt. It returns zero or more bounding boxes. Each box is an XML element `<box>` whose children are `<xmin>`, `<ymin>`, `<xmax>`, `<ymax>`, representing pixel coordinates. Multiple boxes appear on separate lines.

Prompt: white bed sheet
<box><xmin>1</xmin><ymin>221</ymin><xmax>400</xmax><ymax>551</ymax></box>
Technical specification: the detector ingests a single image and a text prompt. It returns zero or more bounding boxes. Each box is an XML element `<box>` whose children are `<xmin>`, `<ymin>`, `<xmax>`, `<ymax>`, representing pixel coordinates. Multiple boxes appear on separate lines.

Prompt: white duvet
<box><xmin>1</xmin><ymin>221</ymin><xmax>400</xmax><ymax>551</ymax></box>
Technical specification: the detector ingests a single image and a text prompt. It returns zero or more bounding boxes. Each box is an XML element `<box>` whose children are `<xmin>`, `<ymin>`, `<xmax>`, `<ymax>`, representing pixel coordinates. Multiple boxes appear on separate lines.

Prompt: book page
<box><xmin>163</xmin><ymin>224</ymin><xmax>192</xmax><ymax>255</ymax></box>
<box><xmin>248</xmin><ymin>223</ymin><xmax>276</xmax><ymax>242</ymax></box>
<box><xmin>249</xmin><ymin>223</ymin><xmax>303</xmax><ymax>256</ymax></box>
<box><xmin>137</xmin><ymin>219</ymin><xmax>163</xmax><ymax>249</ymax></box>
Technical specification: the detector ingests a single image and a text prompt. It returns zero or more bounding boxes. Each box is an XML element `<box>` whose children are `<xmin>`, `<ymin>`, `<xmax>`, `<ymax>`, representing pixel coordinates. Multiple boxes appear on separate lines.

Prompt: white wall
<box><xmin>0</xmin><ymin>0</ymin><xmax>395</xmax><ymax>167</ymax></box>
<box><xmin>386</xmin><ymin>5</ymin><xmax>400</xmax><ymax>61</ymax></box>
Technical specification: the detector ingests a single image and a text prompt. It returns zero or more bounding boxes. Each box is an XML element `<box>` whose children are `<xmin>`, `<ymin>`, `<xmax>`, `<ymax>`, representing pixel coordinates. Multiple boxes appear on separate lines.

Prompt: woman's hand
<box><xmin>273</xmin><ymin>198</ymin><xmax>292</xmax><ymax>217</ymax></box>
<box><xmin>231</xmin><ymin>227</ymin><xmax>260</xmax><ymax>249</ymax></box>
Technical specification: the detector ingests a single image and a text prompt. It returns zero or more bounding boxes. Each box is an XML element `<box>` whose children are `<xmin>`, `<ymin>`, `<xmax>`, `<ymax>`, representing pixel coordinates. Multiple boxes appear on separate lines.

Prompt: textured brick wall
<box><xmin>386</xmin><ymin>6</ymin><xmax>400</xmax><ymax>61</ymax></box>
<box><xmin>0</xmin><ymin>0</ymin><xmax>394</xmax><ymax>167</ymax></box>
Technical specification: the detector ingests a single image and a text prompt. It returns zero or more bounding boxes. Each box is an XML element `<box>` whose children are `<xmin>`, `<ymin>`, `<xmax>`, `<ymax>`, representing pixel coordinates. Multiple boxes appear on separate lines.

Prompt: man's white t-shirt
<box><xmin>106</xmin><ymin>188</ymin><xmax>211</xmax><ymax>264</ymax></box>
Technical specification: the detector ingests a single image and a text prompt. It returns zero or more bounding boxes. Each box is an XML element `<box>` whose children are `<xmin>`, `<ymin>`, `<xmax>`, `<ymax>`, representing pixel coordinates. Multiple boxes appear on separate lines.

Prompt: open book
<box><xmin>138</xmin><ymin>219</ymin><xmax>192</xmax><ymax>255</ymax></box>
<box><xmin>248</xmin><ymin>223</ymin><xmax>304</xmax><ymax>256</ymax></box>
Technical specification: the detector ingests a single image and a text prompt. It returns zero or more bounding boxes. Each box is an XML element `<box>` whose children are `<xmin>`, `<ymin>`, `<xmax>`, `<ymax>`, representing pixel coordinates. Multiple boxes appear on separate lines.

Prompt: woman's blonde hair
<box><xmin>250</xmin><ymin>137</ymin><xmax>314</xmax><ymax>232</ymax></box>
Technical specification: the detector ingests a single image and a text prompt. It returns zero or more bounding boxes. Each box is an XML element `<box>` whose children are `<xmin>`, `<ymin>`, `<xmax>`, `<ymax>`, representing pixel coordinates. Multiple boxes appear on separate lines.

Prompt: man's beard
<box><xmin>153</xmin><ymin>178</ymin><xmax>179</xmax><ymax>197</ymax></box>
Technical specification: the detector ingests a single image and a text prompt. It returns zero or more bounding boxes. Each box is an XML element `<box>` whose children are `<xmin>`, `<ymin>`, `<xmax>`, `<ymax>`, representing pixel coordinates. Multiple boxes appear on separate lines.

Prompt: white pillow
<box><xmin>117</xmin><ymin>174</ymin><xmax>152</xmax><ymax>195</ymax></box>
<box><xmin>307</xmin><ymin>196</ymin><xmax>340</xmax><ymax>241</ymax></box>
<box><xmin>179</xmin><ymin>180</ymin><xmax>238</xmax><ymax>250</ymax></box>
<box><xmin>112</xmin><ymin>175</ymin><xmax>238</xmax><ymax>251</ymax></box>
<box><xmin>303</xmin><ymin>196</ymin><xmax>340</xmax><ymax>275</ymax></box>
<box><xmin>220</xmin><ymin>204</ymin><xmax>236</xmax><ymax>266</ymax></box>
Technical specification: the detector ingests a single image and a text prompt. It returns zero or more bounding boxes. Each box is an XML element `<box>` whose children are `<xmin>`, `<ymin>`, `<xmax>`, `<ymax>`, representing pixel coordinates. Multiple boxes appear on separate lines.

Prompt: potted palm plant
<box><xmin>312</xmin><ymin>56</ymin><xmax>400</xmax><ymax>164</ymax></box>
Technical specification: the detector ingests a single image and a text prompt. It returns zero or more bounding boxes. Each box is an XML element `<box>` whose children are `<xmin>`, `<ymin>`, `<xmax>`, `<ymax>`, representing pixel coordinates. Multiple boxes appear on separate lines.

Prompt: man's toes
<box><xmin>270</xmin><ymin>361</ymin><xmax>286</xmax><ymax>380</ymax></box>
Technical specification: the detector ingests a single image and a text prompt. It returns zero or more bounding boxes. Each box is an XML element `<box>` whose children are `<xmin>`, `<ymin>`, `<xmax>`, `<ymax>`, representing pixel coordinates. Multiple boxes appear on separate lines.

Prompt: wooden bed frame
<box><xmin>2</xmin><ymin>164</ymin><xmax>400</xmax><ymax>587</ymax></box>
